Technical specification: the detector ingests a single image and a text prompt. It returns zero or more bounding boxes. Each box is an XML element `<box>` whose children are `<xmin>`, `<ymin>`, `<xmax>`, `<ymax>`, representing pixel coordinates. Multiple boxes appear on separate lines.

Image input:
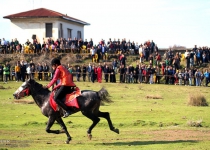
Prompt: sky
<box><xmin>0</xmin><ymin>0</ymin><xmax>210</xmax><ymax>48</ymax></box>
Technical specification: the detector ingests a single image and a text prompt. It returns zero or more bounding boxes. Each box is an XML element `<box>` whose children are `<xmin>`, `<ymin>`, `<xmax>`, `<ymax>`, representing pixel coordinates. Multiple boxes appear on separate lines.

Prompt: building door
<box><xmin>46</xmin><ymin>23</ymin><xmax>52</xmax><ymax>37</ymax></box>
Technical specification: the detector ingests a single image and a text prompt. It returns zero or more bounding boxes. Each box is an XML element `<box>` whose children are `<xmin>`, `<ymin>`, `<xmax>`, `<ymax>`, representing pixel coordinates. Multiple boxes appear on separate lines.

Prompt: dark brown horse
<box><xmin>13</xmin><ymin>79</ymin><xmax>119</xmax><ymax>144</ymax></box>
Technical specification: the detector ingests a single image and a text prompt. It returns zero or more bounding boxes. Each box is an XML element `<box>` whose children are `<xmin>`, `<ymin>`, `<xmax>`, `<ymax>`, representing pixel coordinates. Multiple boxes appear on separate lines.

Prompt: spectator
<box><xmin>87</xmin><ymin>63</ymin><xmax>92</xmax><ymax>82</ymax></box>
<box><xmin>112</xmin><ymin>59</ymin><xmax>118</xmax><ymax>74</ymax></box>
<box><xmin>91</xmin><ymin>65</ymin><xmax>95</xmax><ymax>83</ymax></box>
<box><xmin>0</xmin><ymin>64</ymin><xmax>3</xmax><ymax>81</ymax></box>
<box><xmin>196</xmin><ymin>49</ymin><xmax>201</xmax><ymax>66</ymax></box>
<box><xmin>110</xmin><ymin>65</ymin><xmax>116</xmax><ymax>83</ymax></box>
<box><xmin>26</xmin><ymin>65</ymin><xmax>31</xmax><ymax>79</ymax></box>
<box><xmin>90</xmin><ymin>46</ymin><xmax>95</xmax><ymax>62</ymax></box>
<box><xmin>20</xmin><ymin>61</ymin><xmax>27</xmax><ymax>82</ymax></box>
<box><xmin>204</xmin><ymin>69</ymin><xmax>209</xmax><ymax>87</ymax></box>
<box><xmin>43</xmin><ymin>63</ymin><xmax>49</xmax><ymax>81</ymax></box>
<box><xmin>82</xmin><ymin>64</ymin><xmax>87</xmax><ymax>82</ymax></box>
<box><xmin>3</xmin><ymin>62</ymin><xmax>10</xmax><ymax>83</ymax></box>
<box><xmin>119</xmin><ymin>65</ymin><xmax>125</xmax><ymax>83</ymax></box>
<box><xmin>104</xmin><ymin>65</ymin><xmax>110</xmax><ymax>82</ymax></box>
<box><xmin>76</xmin><ymin>66</ymin><xmax>81</xmax><ymax>81</ymax></box>
<box><xmin>155</xmin><ymin>66</ymin><xmax>161</xmax><ymax>84</ymax></box>
<box><xmin>97</xmin><ymin>65</ymin><xmax>102</xmax><ymax>83</ymax></box>
<box><xmin>139</xmin><ymin>44</ymin><xmax>144</xmax><ymax>63</ymax></box>
<box><xmin>195</xmin><ymin>69</ymin><xmax>201</xmax><ymax>86</ymax></box>
<box><xmin>15</xmin><ymin>61</ymin><xmax>21</xmax><ymax>82</ymax></box>
<box><xmin>37</xmin><ymin>63</ymin><xmax>43</xmax><ymax>81</ymax></box>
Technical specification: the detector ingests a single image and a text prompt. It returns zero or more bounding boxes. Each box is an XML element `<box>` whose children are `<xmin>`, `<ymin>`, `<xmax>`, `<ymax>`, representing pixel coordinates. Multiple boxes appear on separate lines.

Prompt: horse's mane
<box><xmin>30</xmin><ymin>79</ymin><xmax>51</xmax><ymax>94</ymax></box>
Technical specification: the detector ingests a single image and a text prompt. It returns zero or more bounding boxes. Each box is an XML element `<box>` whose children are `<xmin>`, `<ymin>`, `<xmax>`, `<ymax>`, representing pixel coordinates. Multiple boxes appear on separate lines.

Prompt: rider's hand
<box><xmin>43</xmin><ymin>85</ymin><xmax>48</xmax><ymax>89</ymax></box>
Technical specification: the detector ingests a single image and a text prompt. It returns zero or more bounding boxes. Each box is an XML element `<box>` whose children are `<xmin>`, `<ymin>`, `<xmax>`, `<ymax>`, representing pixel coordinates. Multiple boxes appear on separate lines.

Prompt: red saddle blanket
<box><xmin>49</xmin><ymin>87</ymin><xmax>81</xmax><ymax>111</ymax></box>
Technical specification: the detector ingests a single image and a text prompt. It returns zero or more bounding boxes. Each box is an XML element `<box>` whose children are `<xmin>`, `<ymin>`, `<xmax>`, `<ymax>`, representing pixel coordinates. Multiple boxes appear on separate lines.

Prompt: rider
<box><xmin>43</xmin><ymin>58</ymin><xmax>76</xmax><ymax>118</ymax></box>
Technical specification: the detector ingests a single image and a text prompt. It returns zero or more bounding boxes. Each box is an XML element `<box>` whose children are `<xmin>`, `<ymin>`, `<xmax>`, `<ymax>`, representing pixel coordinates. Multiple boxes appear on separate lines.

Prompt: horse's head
<box><xmin>13</xmin><ymin>78</ymin><xmax>34</xmax><ymax>99</ymax></box>
<box><xmin>13</xmin><ymin>80</ymin><xmax>30</xmax><ymax>99</ymax></box>
<box><xmin>13</xmin><ymin>78</ymin><xmax>48</xmax><ymax>99</ymax></box>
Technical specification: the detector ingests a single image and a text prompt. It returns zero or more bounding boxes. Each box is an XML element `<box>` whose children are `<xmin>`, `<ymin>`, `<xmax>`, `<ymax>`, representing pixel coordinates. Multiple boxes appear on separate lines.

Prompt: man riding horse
<box><xmin>43</xmin><ymin>58</ymin><xmax>76</xmax><ymax>118</ymax></box>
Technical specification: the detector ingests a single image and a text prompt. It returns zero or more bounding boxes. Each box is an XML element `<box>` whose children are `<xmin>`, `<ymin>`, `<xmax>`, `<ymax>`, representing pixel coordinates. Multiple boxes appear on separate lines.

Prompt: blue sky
<box><xmin>0</xmin><ymin>0</ymin><xmax>210</xmax><ymax>48</ymax></box>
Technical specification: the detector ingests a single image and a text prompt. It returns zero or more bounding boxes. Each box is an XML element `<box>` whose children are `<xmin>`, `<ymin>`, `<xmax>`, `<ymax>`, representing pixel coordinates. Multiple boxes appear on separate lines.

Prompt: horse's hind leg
<box><xmin>97</xmin><ymin>111</ymin><xmax>119</xmax><ymax>134</ymax></box>
<box><xmin>56</xmin><ymin>117</ymin><xmax>72</xmax><ymax>144</ymax></box>
<box><xmin>82</xmin><ymin>111</ymin><xmax>100</xmax><ymax>140</ymax></box>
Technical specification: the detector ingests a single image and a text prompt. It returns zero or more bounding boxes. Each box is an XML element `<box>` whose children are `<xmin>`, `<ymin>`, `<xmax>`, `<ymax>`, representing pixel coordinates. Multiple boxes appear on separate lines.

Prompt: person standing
<box><xmin>82</xmin><ymin>64</ymin><xmax>87</xmax><ymax>82</ymax></box>
<box><xmin>87</xmin><ymin>63</ymin><xmax>92</xmax><ymax>82</ymax></box>
<box><xmin>204</xmin><ymin>69</ymin><xmax>209</xmax><ymax>87</ymax></box>
<box><xmin>112</xmin><ymin>59</ymin><xmax>118</xmax><ymax>74</ymax></box>
<box><xmin>37</xmin><ymin>63</ymin><xmax>43</xmax><ymax>81</ymax></box>
<box><xmin>20</xmin><ymin>61</ymin><xmax>27</xmax><ymax>82</ymax></box>
<box><xmin>43</xmin><ymin>63</ymin><xmax>49</xmax><ymax>81</ymax></box>
<box><xmin>3</xmin><ymin>63</ymin><xmax>10</xmax><ymax>83</ymax></box>
<box><xmin>110</xmin><ymin>66</ymin><xmax>116</xmax><ymax>83</ymax></box>
<box><xmin>97</xmin><ymin>65</ymin><xmax>102</xmax><ymax>83</ymax></box>
<box><xmin>76</xmin><ymin>66</ymin><xmax>81</xmax><ymax>81</ymax></box>
<box><xmin>0</xmin><ymin>64</ymin><xmax>4</xmax><ymax>81</ymax></box>
<box><xmin>26</xmin><ymin>65</ymin><xmax>31</xmax><ymax>79</ymax></box>
<box><xmin>91</xmin><ymin>65</ymin><xmax>95</xmax><ymax>83</ymax></box>
<box><xmin>195</xmin><ymin>69</ymin><xmax>201</xmax><ymax>86</ymax></box>
<box><xmin>104</xmin><ymin>65</ymin><xmax>110</xmax><ymax>82</ymax></box>
<box><xmin>5</xmin><ymin>61</ymin><xmax>11</xmax><ymax>81</ymax></box>
<box><xmin>15</xmin><ymin>61</ymin><xmax>21</xmax><ymax>82</ymax></box>
<box><xmin>119</xmin><ymin>65</ymin><xmax>125</xmax><ymax>83</ymax></box>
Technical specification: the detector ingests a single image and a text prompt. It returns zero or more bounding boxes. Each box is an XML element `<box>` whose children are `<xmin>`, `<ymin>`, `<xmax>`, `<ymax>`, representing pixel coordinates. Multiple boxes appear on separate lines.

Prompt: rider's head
<box><xmin>51</xmin><ymin>58</ymin><xmax>61</xmax><ymax>70</ymax></box>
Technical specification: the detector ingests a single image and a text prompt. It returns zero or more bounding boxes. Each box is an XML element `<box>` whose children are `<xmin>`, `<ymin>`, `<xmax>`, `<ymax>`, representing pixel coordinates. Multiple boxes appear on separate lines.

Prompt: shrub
<box><xmin>188</xmin><ymin>94</ymin><xmax>208</xmax><ymax>106</ymax></box>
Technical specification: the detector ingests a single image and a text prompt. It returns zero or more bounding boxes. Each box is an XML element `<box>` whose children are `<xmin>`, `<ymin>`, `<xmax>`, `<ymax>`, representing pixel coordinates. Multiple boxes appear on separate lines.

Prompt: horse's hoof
<box><xmin>87</xmin><ymin>133</ymin><xmax>92</xmax><ymax>140</ymax></box>
<box><xmin>112</xmin><ymin>128</ymin><xmax>120</xmax><ymax>134</ymax></box>
<box><xmin>65</xmin><ymin>141</ymin><xmax>70</xmax><ymax>144</ymax></box>
<box><xmin>56</xmin><ymin>130</ymin><xmax>60</xmax><ymax>134</ymax></box>
<box><xmin>59</xmin><ymin>129</ymin><xmax>65</xmax><ymax>133</ymax></box>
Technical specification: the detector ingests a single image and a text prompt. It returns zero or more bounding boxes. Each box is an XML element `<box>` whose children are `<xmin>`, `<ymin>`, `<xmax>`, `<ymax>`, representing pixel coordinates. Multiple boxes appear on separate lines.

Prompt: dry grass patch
<box><xmin>188</xmin><ymin>94</ymin><xmax>208</xmax><ymax>106</ymax></box>
<box><xmin>0</xmin><ymin>85</ymin><xmax>5</xmax><ymax>89</ymax></box>
<box><xmin>146</xmin><ymin>95</ymin><xmax>163</xmax><ymax>99</ymax></box>
<box><xmin>13</xmin><ymin>99</ymin><xmax>34</xmax><ymax>104</ymax></box>
<box><xmin>187</xmin><ymin>119</ymin><xmax>203</xmax><ymax>127</ymax></box>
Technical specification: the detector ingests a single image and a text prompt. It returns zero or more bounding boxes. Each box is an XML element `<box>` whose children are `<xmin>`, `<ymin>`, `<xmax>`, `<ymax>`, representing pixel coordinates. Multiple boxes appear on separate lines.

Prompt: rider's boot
<box><xmin>56</xmin><ymin>100</ymin><xmax>72</xmax><ymax>118</ymax></box>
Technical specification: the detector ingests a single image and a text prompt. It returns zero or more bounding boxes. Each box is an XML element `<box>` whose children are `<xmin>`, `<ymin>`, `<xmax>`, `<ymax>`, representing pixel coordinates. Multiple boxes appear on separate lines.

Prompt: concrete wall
<box><xmin>10</xmin><ymin>18</ymin><xmax>84</xmax><ymax>44</ymax></box>
<box><xmin>57</xmin><ymin>18</ymin><xmax>84</xmax><ymax>40</ymax></box>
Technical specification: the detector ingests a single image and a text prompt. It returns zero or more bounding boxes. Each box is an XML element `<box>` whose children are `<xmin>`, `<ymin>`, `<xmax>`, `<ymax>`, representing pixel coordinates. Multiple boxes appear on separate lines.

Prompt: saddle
<box><xmin>50</xmin><ymin>87</ymin><xmax>81</xmax><ymax>111</ymax></box>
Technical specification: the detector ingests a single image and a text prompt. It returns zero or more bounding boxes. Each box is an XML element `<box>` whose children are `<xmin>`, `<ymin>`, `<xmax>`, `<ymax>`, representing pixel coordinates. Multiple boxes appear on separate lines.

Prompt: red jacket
<box><xmin>47</xmin><ymin>65</ymin><xmax>76</xmax><ymax>88</ymax></box>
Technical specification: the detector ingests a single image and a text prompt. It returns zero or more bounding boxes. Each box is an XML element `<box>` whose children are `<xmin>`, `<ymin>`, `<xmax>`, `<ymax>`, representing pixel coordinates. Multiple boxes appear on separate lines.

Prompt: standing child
<box><xmin>178</xmin><ymin>70</ymin><xmax>183</xmax><ymax>85</ymax></box>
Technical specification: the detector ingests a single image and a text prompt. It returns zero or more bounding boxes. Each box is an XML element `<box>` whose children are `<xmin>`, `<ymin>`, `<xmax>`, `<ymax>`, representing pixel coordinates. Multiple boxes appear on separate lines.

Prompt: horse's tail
<box><xmin>98</xmin><ymin>87</ymin><xmax>113</xmax><ymax>104</ymax></box>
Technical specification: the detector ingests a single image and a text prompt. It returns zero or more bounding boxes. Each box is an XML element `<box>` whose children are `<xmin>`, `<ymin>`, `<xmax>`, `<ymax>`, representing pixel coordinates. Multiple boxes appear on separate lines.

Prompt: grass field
<box><xmin>0</xmin><ymin>80</ymin><xmax>210</xmax><ymax>150</ymax></box>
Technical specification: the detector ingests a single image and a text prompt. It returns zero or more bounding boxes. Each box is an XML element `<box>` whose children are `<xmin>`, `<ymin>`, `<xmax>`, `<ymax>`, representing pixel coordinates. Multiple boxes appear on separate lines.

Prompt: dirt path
<box><xmin>141</xmin><ymin>129</ymin><xmax>210</xmax><ymax>141</ymax></box>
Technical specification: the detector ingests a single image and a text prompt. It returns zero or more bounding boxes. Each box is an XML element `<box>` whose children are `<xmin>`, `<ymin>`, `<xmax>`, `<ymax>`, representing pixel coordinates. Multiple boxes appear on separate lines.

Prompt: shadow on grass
<box><xmin>98</xmin><ymin>140</ymin><xmax>198</xmax><ymax>146</ymax></box>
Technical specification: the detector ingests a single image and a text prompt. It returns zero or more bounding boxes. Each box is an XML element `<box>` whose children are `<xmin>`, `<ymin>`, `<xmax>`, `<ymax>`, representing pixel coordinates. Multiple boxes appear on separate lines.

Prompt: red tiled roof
<box><xmin>3</xmin><ymin>8</ymin><xmax>90</xmax><ymax>25</ymax></box>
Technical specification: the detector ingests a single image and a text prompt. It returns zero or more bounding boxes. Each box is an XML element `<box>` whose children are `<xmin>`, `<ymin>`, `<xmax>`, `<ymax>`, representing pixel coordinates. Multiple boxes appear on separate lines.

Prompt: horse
<box><xmin>13</xmin><ymin>78</ymin><xmax>119</xmax><ymax>144</ymax></box>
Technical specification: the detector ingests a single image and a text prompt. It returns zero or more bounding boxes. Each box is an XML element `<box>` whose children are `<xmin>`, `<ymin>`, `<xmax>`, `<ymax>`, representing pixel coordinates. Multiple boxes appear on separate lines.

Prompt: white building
<box><xmin>3</xmin><ymin>8</ymin><xmax>90</xmax><ymax>44</ymax></box>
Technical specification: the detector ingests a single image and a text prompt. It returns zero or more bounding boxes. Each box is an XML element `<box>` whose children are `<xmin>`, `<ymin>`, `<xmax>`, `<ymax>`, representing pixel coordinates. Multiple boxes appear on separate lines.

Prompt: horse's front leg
<box><xmin>46</xmin><ymin>116</ymin><xmax>60</xmax><ymax>134</ymax></box>
<box><xmin>56</xmin><ymin>116</ymin><xmax>72</xmax><ymax>144</ymax></box>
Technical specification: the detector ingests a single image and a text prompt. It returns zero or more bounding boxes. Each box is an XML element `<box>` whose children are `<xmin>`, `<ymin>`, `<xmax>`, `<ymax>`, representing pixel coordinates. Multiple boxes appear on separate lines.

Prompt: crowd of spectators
<box><xmin>0</xmin><ymin>37</ymin><xmax>158</xmax><ymax>55</ymax></box>
<box><xmin>0</xmin><ymin>37</ymin><xmax>210</xmax><ymax>87</ymax></box>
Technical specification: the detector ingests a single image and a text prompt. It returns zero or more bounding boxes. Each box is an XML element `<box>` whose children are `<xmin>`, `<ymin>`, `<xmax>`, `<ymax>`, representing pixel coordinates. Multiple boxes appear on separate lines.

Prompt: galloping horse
<box><xmin>13</xmin><ymin>79</ymin><xmax>119</xmax><ymax>144</ymax></box>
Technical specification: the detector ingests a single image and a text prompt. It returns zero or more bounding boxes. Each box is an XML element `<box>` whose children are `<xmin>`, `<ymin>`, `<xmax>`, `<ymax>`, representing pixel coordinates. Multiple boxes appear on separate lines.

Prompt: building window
<box><xmin>60</xmin><ymin>23</ymin><xmax>63</xmax><ymax>38</ymax></box>
<box><xmin>77</xmin><ymin>31</ymin><xmax>81</xmax><ymax>39</ymax></box>
<box><xmin>46</xmin><ymin>23</ymin><xmax>52</xmax><ymax>37</ymax></box>
<box><xmin>67</xmin><ymin>28</ymin><xmax>72</xmax><ymax>38</ymax></box>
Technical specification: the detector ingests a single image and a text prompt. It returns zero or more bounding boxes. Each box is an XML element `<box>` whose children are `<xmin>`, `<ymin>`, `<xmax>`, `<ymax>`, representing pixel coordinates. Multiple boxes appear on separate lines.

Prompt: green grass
<box><xmin>0</xmin><ymin>81</ymin><xmax>210</xmax><ymax>150</ymax></box>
